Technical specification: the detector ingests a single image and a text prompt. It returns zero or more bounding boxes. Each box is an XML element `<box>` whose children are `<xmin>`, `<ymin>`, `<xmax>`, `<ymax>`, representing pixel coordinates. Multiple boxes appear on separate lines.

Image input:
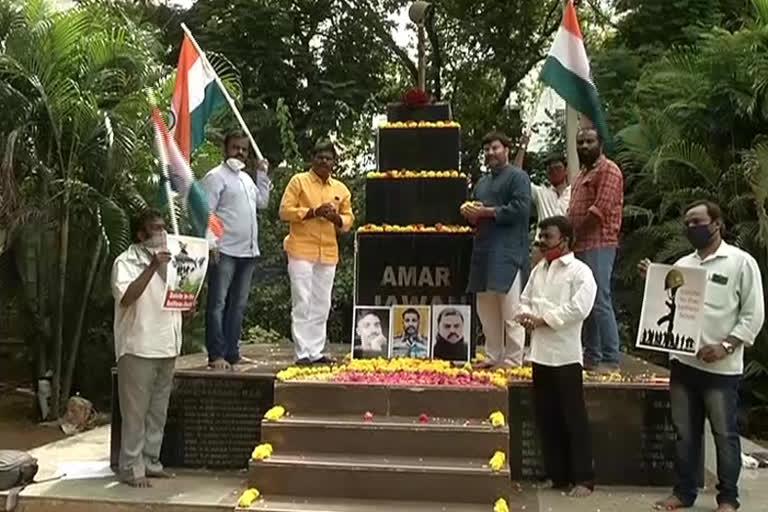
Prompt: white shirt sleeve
<box><xmin>111</xmin><ymin>256</ymin><xmax>140</xmax><ymax>305</ymax></box>
<box><xmin>254</xmin><ymin>170</ymin><xmax>272</xmax><ymax>209</ymax></box>
<box><xmin>530</xmin><ymin>182</ymin><xmax>541</xmax><ymax>206</ymax></box>
<box><xmin>541</xmin><ymin>264</ymin><xmax>597</xmax><ymax>331</ymax></box>
<box><xmin>729</xmin><ymin>254</ymin><xmax>765</xmax><ymax>346</ymax></box>
<box><xmin>516</xmin><ymin>267</ymin><xmax>536</xmax><ymax>317</ymax></box>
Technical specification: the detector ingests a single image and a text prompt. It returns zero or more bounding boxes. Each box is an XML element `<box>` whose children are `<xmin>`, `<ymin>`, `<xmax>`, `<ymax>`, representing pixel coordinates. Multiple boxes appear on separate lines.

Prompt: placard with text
<box><xmin>163</xmin><ymin>235</ymin><xmax>209</xmax><ymax>311</ymax></box>
<box><xmin>636</xmin><ymin>263</ymin><xmax>707</xmax><ymax>356</ymax></box>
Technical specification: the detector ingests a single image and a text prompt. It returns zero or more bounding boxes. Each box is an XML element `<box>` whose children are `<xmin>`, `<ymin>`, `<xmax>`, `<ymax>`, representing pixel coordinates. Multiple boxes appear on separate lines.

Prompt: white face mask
<box><xmin>226</xmin><ymin>158</ymin><xmax>246</xmax><ymax>171</ymax></box>
<box><xmin>143</xmin><ymin>230</ymin><xmax>167</xmax><ymax>249</ymax></box>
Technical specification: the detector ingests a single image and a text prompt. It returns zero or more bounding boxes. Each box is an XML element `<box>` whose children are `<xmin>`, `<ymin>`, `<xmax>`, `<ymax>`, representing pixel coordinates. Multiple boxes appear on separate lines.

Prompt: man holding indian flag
<box><xmin>168</xmin><ymin>27</ymin><xmax>270</xmax><ymax>371</ymax></box>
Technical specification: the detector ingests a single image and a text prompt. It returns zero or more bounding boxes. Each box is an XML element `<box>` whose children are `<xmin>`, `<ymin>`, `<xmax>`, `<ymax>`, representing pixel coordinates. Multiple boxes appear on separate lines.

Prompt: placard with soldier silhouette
<box><xmin>636</xmin><ymin>263</ymin><xmax>707</xmax><ymax>356</ymax></box>
<box><xmin>163</xmin><ymin>234</ymin><xmax>209</xmax><ymax>311</ymax></box>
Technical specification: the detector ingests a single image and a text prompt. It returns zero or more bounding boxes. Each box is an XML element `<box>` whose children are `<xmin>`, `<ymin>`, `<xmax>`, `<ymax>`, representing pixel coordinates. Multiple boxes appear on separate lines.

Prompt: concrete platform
<box><xmin>3</xmin><ymin>424</ymin><xmax>768</xmax><ymax>511</ymax></box>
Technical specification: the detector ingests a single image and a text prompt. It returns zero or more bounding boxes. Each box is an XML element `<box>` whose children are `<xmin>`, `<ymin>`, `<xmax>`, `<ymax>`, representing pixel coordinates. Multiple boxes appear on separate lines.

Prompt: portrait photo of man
<box><xmin>352</xmin><ymin>307</ymin><xmax>391</xmax><ymax>359</ymax></box>
<box><xmin>391</xmin><ymin>306</ymin><xmax>430</xmax><ymax>359</ymax></box>
<box><xmin>431</xmin><ymin>305</ymin><xmax>471</xmax><ymax>363</ymax></box>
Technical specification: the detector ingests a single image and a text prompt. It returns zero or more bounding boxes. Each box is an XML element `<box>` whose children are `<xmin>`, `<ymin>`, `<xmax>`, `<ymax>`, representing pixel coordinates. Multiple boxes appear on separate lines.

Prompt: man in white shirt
<box><xmin>111</xmin><ymin>210</ymin><xmax>182</xmax><ymax>488</ymax></box>
<box><xmin>513</xmin><ymin>134</ymin><xmax>571</xmax><ymax>266</ymax></box>
<box><xmin>202</xmin><ymin>131</ymin><xmax>270</xmax><ymax>370</ymax></box>
<box><xmin>515</xmin><ymin>215</ymin><xmax>597</xmax><ymax>498</ymax></box>
<box><xmin>641</xmin><ymin>200</ymin><xmax>764</xmax><ymax>512</ymax></box>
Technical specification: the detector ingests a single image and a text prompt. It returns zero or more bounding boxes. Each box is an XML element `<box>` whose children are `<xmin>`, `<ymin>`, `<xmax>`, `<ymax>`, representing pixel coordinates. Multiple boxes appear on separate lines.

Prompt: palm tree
<box><xmin>0</xmin><ymin>0</ymin><xmax>163</xmax><ymax>416</ymax></box>
<box><xmin>615</xmin><ymin>0</ymin><xmax>768</xmax><ymax>431</ymax></box>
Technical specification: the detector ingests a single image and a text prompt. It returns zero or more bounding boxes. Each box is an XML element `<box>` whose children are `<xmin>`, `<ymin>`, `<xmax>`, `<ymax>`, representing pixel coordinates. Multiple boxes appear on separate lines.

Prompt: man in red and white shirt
<box><xmin>567</xmin><ymin>127</ymin><xmax>623</xmax><ymax>371</ymax></box>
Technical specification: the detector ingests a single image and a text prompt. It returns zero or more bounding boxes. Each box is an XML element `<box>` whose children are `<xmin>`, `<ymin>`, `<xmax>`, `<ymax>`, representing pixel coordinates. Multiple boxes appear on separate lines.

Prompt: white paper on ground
<box><xmin>55</xmin><ymin>460</ymin><xmax>114</xmax><ymax>480</ymax></box>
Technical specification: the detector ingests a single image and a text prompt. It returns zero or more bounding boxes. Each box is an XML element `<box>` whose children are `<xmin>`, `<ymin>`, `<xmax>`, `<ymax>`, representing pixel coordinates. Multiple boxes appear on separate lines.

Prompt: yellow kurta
<box><xmin>279</xmin><ymin>169</ymin><xmax>354</xmax><ymax>265</ymax></box>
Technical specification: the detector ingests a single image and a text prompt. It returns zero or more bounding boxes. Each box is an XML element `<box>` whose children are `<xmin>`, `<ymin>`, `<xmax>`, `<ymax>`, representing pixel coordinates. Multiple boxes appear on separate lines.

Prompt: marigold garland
<box><xmin>277</xmin><ymin>358</ymin><xmax>511</xmax><ymax>388</ymax></box>
<box><xmin>489</xmin><ymin>451</ymin><xmax>506</xmax><ymax>472</ymax></box>
<box><xmin>251</xmin><ymin>443</ymin><xmax>273</xmax><ymax>460</ymax></box>
<box><xmin>380</xmin><ymin>120</ymin><xmax>460</xmax><ymax>128</ymax></box>
<box><xmin>357</xmin><ymin>224</ymin><xmax>474</xmax><ymax>233</ymax></box>
<box><xmin>493</xmin><ymin>498</ymin><xmax>510</xmax><ymax>512</ymax></box>
<box><xmin>237</xmin><ymin>488</ymin><xmax>260</xmax><ymax>507</ymax></box>
<box><xmin>489</xmin><ymin>411</ymin><xmax>506</xmax><ymax>427</ymax></box>
<box><xmin>264</xmin><ymin>405</ymin><xmax>286</xmax><ymax>421</ymax></box>
<box><xmin>367</xmin><ymin>170</ymin><xmax>465</xmax><ymax>179</ymax></box>
<box><xmin>274</xmin><ymin>357</ymin><xmax>666</xmax><ymax>386</ymax></box>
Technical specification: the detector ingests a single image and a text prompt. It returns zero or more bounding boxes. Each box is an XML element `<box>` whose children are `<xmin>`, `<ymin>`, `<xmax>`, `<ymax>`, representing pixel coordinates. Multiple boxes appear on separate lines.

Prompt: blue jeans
<box><xmin>670</xmin><ymin>361</ymin><xmax>741</xmax><ymax>508</ymax></box>
<box><xmin>205</xmin><ymin>254</ymin><xmax>257</xmax><ymax>364</ymax></box>
<box><xmin>575</xmin><ymin>247</ymin><xmax>620</xmax><ymax>365</ymax></box>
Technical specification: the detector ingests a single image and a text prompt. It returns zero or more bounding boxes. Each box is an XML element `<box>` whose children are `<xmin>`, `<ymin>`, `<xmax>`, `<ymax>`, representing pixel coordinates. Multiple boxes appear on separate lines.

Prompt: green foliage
<box><xmin>0</xmin><ymin>0</ymin><xmax>167</xmax><ymax>413</ymax></box>
<box><xmin>602</xmin><ymin>0</ymin><xmax>768</xmax><ymax>435</ymax></box>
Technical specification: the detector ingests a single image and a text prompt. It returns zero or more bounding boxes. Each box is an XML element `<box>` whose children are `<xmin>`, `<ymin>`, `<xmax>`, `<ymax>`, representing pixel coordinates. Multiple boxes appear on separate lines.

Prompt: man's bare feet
<box><xmin>716</xmin><ymin>503</ymin><xmax>737</xmax><ymax>512</ymax></box>
<box><xmin>146</xmin><ymin>469</ymin><xmax>175</xmax><ymax>479</ymax></box>
<box><xmin>568</xmin><ymin>485</ymin><xmax>592</xmax><ymax>498</ymax></box>
<box><xmin>472</xmin><ymin>360</ymin><xmax>495</xmax><ymax>370</ymax></box>
<box><xmin>653</xmin><ymin>495</ymin><xmax>687</xmax><ymax>510</ymax></box>
<box><xmin>124</xmin><ymin>476</ymin><xmax>152</xmax><ymax>488</ymax></box>
<box><xmin>209</xmin><ymin>358</ymin><xmax>231</xmax><ymax>370</ymax></box>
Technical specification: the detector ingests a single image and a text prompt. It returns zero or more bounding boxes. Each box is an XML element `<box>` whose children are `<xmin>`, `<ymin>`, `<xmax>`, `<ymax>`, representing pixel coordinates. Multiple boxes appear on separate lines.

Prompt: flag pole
<box><xmin>563</xmin><ymin>0</ymin><xmax>580</xmax><ymax>183</ymax></box>
<box><xmin>179</xmin><ymin>23</ymin><xmax>265</xmax><ymax>162</ymax></box>
<box><xmin>148</xmin><ymin>92</ymin><xmax>180</xmax><ymax>235</ymax></box>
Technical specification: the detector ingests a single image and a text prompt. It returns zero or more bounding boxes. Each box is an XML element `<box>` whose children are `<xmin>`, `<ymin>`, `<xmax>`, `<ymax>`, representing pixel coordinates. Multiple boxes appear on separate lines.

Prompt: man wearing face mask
<box><xmin>111</xmin><ymin>210</ymin><xmax>181</xmax><ymax>488</ymax></box>
<box><xmin>279</xmin><ymin>139</ymin><xmax>354</xmax><ymax>365</ymax></box>
<box><xmin>639</xmin><ymin>201</ymin><xmax>764</xmax><ymax>512</ymax></box>
<box><xmin>202</xmin><ymin>130</ymin><xmax>271</xmax><ymax>371</ymax></box>
<box><xmin>567</xmin><ymin>127</ymin><xmax>623</xmax><ymax>372</ymax></box>
<box><xmin>515</xmin><ymin>215</ymin><xmax>597</xmax><ymax>498</ymax></box>
<box><xmin>461</xmin><ymin>131</ymin><xmax>531</xmax><ymax>369</ymax></box>
<box><xmin>513</xmin><ymin>134</ymin><xmax>571</xmax><ymax>242</ymax></box>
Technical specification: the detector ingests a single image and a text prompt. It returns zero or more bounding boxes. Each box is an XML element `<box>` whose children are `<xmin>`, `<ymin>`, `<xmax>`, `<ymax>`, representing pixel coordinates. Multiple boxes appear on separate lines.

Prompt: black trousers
<box><xmin>532</xmin><ymin>362</ymin><xmax>595</xmax><ymax>487</ymax></box>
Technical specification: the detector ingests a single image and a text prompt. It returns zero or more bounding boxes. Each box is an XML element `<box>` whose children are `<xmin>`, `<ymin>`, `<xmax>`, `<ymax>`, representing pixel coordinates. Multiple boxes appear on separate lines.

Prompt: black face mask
<box><xmin>686</xmin><ymin>224</ymin><xmax>715</xmax><ymax>249</ymax></box>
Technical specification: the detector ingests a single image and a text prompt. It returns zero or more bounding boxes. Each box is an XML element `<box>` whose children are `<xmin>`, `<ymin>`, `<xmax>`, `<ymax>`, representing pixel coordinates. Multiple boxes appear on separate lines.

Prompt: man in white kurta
<box><xmin>516</xmin><ymin>215</ymin><xmax>597</xmax><ymax>497</ymax></box>
<box><xmin>111</xmin><ymin>210</ymin><xmax>182</xmax><ymax>487</ymax></box>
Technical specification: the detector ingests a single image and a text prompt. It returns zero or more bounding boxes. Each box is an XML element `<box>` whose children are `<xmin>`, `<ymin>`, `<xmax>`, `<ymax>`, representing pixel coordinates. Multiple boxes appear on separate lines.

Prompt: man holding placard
<box><xmin>111</xmin><ymin>210</ymin><xmax>182</xmax><ymax>488</ymax></box>
<box><xmin>639</xmin><ymin>200</ymin><xmax>764</xmax><ymax>512</ymax></box>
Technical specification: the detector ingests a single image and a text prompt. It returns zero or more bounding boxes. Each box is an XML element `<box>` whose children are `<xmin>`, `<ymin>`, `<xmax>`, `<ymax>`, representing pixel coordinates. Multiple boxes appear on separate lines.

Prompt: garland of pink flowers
<box><xmin>275</xmin><ymin>357</ymin><xmax>669</xmax><ymax>387</ymax></box>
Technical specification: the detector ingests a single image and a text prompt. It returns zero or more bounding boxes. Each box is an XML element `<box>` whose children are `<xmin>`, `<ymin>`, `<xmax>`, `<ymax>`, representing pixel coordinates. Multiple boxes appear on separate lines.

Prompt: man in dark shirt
<box><xmin>461</xmin><ymin>131</ymin><xmax>531</xmax><ymax>369</ymax></box>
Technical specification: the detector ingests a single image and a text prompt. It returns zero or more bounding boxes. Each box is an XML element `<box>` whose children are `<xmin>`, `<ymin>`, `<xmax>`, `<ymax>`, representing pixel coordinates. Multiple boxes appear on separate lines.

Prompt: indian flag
<box><xmin>152</xmin><ymin>106</ymin><xmax>223</xmax><ymax>240</ymax></box>
<box><xmin>540</xmin><ymin>0</ymin><xmax>609</xmax><ymax>144</ymax></box>
<box><xmin>170</xmin><ymin>33</ymin><xmax>226</xmax><ymax>162</ymax></box>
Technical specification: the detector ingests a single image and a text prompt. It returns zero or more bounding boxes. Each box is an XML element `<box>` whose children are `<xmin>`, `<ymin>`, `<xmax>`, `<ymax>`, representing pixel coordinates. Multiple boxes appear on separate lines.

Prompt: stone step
<box><xmin>237</xmin><ymin>495</ymin><xmax>500</xmax><ymax>512</ymax></box>
<box><xmin>249</xmin><ymin>453</ymin><xmax>510</xmax><ymax>504</ymax></box>
<box><xmin>274</xmin><ymin>381</ymin><xmax>508</xmax><ymax>419</ymax></box>
<box><xmin>262</xmin><ymin>414</ymin><xmax>509</xmax><ymax>459</ymax></box>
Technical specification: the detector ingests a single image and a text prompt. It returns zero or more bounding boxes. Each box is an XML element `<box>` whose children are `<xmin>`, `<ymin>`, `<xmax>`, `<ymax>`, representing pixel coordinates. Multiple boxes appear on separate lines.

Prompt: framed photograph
<box><xmin>636</xmin><ymin>263</ymin><xmax>708</xmax><ymax>356</ymax></box>
<box><xmin>390</xmin><ymin>305</ymin><xmax>431</xmax><ymax>359</ymax></box>
<box><xmin>431</xmin><ymin>305</ymin><xmax>471</xmax><ymax>363</ymax></box>
<box><xmin>351</xmin><ymin>306</ymin><xmax>392</xmax><ymax>360</ymax></box>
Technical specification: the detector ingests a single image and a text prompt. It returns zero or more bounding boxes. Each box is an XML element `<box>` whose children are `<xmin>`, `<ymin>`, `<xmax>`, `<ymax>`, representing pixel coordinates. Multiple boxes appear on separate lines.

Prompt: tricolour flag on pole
<box><xmin>170</xmin><ymin>33</ymin><xmax>226</xmax><ymax>162</ymax></box>
<box><xmin>540</xmin><ymin>0</ymin><xmax>609</xmax><ymax>144</ymax></box>
<box><xmin>151</xmin><ymin>106</ymin><xmax>223</xmax><ymax>240</ymax></box>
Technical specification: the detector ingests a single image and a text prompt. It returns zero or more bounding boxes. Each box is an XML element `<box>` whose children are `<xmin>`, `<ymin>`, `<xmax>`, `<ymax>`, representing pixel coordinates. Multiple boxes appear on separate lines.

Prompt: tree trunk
<box><xmin>61</xmin><ymin>233</ymin><xmax>102</xmax><ymax>403</ymax></box>
<box><xmin>51</xmin><ymin>193</ymin><xmax>70</xmax><ymax>417</ymax></box>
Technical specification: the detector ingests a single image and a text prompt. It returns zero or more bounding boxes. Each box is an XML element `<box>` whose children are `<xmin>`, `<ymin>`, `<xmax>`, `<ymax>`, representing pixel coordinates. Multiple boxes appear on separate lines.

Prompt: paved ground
<box><xmin>2</xmin><ymin>424</ymin><xmax>766</xmax><ymax>511</ymax></box>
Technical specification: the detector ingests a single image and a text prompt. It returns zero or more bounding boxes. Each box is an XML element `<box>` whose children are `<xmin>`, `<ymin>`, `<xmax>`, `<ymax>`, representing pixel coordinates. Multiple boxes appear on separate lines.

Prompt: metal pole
<box><xmin>418</xmin><ymin>24</ymin><xmax>426</xmax><ymax>90</ymax></box>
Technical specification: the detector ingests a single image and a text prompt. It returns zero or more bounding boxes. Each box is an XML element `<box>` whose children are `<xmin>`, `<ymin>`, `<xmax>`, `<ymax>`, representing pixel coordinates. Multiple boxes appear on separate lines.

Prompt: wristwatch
<box><xmin>721</xmin><ymin>341</ymin><xmax>735</xmax><ymax>355</ymax></box>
